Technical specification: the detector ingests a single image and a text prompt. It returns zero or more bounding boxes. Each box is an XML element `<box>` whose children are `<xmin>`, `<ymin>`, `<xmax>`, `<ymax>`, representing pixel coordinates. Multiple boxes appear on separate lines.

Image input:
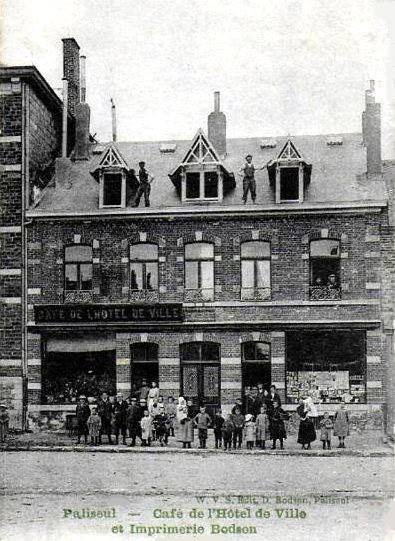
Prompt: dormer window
<box><xmin>267</xmin><ymin>139</ymin><xmax>312</xmax><ymax>204</ymax></box>
<box><xmin>91</xmin><ymin>144</ymin><xmax>133</xmax><ymax>209</ymax></box>
<box><xmin>169</xmin><ymin>129</ymin><xmax>235</xmax><ymax>204</ymax></box>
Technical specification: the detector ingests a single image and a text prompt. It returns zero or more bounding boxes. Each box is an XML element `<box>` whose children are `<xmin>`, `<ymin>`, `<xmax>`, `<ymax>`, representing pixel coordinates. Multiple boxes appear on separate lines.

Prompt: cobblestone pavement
<box><xmin>0</xmin><ymin>451</ymin><xmax>394</xmax><ymax>541</ymax></box>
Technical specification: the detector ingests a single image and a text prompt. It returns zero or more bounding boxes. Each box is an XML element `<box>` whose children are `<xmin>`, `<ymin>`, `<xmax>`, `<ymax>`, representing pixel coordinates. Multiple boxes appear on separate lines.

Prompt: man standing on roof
<box><xmin>238</xmin><ymin>154</ymin><xmax>264</xmax><ymax>204</ymax></box>
<box><xmin>134</xmin><ymin>161</ymin><xmax>154</xmax><ymax>208</ymax></box>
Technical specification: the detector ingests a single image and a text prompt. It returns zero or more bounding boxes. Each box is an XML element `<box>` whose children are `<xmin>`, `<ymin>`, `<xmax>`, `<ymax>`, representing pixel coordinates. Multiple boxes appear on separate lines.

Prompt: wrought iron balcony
<box><xmin>241</xmin><ymin>287</ymin><xmax>271</xmax><ymax>301</ymax></box>
<box><xmin>309</xmin><ymin>285</ymin><xmax>341</xmax><ymax>300</ymax></box>
<box><xmin>64</xmin><ymin>290</ymin><xmax>93</xmax><ymax>303</ymax></box>
<box><xmin>184</xmin><ymin>288</ymin><xmax>214</xmax><ymax>302</ymax></box>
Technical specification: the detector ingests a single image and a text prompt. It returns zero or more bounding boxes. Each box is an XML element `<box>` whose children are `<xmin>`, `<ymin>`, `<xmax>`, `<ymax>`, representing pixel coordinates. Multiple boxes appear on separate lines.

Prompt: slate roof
<box><xmin>32</xmin><ymin>131</ymin><xmax>388</xmax><ymax>214</ymax></box>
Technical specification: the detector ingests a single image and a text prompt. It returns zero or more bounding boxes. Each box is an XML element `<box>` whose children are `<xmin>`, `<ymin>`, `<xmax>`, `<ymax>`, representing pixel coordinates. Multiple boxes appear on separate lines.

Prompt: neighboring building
<box><xmin>0</xmin><ymin>39</ymin><xmax>394</xmax><ymax>436</ymax></box>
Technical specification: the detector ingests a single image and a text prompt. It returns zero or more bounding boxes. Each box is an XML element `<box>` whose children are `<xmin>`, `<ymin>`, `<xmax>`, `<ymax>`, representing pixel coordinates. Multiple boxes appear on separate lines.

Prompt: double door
<box><xmin>181</xmin><ymin>363</ymin><xmax>220</xmax><ymax>416</ymax></box>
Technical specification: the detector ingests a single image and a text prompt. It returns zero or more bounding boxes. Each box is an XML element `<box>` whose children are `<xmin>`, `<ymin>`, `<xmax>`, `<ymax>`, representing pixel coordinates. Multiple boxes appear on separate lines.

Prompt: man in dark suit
<box><xmin>113</xmin><ymin>392</ymin><xmax>128</xmax><ymax>445</ymax></box>
<box><xmin>265</xmin><ymin>385</ymin><xmax>282</xmax><ymax>415</ymax></box>
<box><xmin>97</xmin><ymin>392</ymin><xmax>113</xmax><ymax>444</ymax></box>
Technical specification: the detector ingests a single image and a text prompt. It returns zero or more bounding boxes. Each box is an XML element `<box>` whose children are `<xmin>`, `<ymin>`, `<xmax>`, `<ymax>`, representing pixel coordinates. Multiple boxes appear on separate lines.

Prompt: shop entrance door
<box><xmin>180</xmin><ymin>342</ymin><xmax>220</xmax><ymax>416</ymax></box>
<box><xmin>241</xmin><ymin>342</ymin><xmax>271</xmax><ymax>412</ymax></box>
<box><xmin>130</xmin><ymin>343</ymin><xmax>159</xmax><ymax>398</ymax></box>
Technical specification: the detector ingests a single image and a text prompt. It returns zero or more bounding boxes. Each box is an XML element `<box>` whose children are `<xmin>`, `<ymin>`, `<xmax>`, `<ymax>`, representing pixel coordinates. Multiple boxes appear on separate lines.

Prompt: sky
<box><xmin>1</xmin><ymin>0</ymin><xmax>394</xmax><ymax>157</ymax></box>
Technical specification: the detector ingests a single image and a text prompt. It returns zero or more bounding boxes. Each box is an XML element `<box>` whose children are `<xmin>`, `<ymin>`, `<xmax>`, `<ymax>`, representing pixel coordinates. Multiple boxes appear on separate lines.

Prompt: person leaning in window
<box><xmin>134</xmin><ymin>161</ymin><xmax>154</xmax><ymax>208</ymax></box>
<box><xmin>238</xmin><ymin>154</ymin><xmax>265</xmax><ymax>204</ymax></box>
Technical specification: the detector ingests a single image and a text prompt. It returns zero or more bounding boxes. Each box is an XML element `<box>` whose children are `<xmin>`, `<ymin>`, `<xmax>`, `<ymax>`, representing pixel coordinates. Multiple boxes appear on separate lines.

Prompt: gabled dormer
<box><xmin>169</xmin><ymin>129</ymin><xmax>235</xmax><ymax>204</ymax></box>
<box><xmin>267</xmin><ymin>139</ymin><xmax>312</xmax><ymax>203</ymax></box>
<box><xmin>91</xmin><ymin>144</ymin><xmax>134</xmax><ymax>208</ymax></box>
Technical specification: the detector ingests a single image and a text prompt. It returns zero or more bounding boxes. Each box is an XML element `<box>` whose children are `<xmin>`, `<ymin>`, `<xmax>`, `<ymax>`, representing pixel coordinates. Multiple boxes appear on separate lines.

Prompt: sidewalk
<box><xmin>1</xmin><ymin>429</ymin><xmax>392</xmax><ymax>456</ymax></box>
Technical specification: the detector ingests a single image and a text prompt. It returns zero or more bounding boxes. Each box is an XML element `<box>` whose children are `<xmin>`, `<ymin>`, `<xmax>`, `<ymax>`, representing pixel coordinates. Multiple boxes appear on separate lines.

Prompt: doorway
<box><xmin>180</xmin><ymin>342</ymin><xmax>220</xmax><ymax>416</ymax></box>
<box><xmin>130</xmin><ymin>343</ymin><xmax>159</xmax><ymax>398</ymax></box>
<box><xmin>241</xmin><ymin>342</ymin><xmax>271</xmax><ymax>411</ymax></box>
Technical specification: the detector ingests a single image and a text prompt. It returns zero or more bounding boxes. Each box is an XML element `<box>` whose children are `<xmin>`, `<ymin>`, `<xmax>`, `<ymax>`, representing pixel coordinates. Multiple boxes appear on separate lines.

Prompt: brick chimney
<box><xmin>74</xmin><ymin>55</ymin><xmax>90</xmax><ymax>160</ymax></box>
<box><xmin>62</xmin><ymin>38</ymin><xmax>80</xmax><ymax>115</ymax></box>
<box><xmin>362</xmin><ymin>80</ymin><xmax>382</xmax><ymax>176</ymax></box>
<box><xmin>208</xmin><ymin>91</ymin><xmax>226</xmax><ymax>156</ymax></box>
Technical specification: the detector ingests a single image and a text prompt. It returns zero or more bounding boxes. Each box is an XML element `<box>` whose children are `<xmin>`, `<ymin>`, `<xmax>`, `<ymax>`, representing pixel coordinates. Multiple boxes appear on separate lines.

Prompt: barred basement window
<box><xmin>64</xmin><ymin>245</ymin><xmax>93</xmax><ymax>291</ymax></box>
<box><xmin>130</xmin><ymin>243</ymin><xmax>158</xmax><ymax>291</ymax></box>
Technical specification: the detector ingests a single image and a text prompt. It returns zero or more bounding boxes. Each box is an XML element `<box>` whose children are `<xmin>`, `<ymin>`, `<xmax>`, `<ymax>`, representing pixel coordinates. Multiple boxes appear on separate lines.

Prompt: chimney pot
<box><xmin>362</xmin><ymin>83</ymin><xmax>381</xmax><ymax>176</ymax></box>
<box><xmin>208</xmin><ymin>91</ymin><xmax>226</xmax><ymax>156</ymax></box>
<box><xmin>111</xmin><ymin>99</ymin><xmax>117</xmax><ymax>142</ymax></box>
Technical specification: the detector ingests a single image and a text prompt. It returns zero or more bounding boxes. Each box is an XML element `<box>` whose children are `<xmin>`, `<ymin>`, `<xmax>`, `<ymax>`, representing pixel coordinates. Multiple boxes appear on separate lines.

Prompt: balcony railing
<box><xmin>184</xmin><ymin>288</ymin><xmax>214</xmax><ymax>302</ymax></box>
<box><xmin>241</xmin><ymin>287</ymin><xmax>271</xmax><ymax>301</ymax></box>
<box><xmin>64</xmin><ymin>290</ymin><xmax>93</xmax><ymax>303</ymax></box>
<box><xmin>309</xmin><ymin>285</ymin><xmax>341</xmax><ymax>300</ymax></box>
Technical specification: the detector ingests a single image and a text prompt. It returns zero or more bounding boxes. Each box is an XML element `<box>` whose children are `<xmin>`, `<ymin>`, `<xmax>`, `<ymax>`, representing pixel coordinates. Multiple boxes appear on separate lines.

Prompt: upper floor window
<box><xmin>185</xmin><ymin>242</ymin><xmax>214</xmax><ymax>300</ymax></box>
<box><xmin>309</xmin><ymin>239</ymin><xmax>341</xmax><ymax>300</ymax></box>
<box><xmin>241</xmin><ymin>241</ymin><xmax>271</xmax><ymax>300</ymax></box>
<box><xmin>64</xmin><ymin>245</ymin><xmax>92</xmax><ymax>291</ymax></box>
<box><xmin>130</xmin><ymin>243</ymin><xmax>158</xmax><ymax>291</ymax></box>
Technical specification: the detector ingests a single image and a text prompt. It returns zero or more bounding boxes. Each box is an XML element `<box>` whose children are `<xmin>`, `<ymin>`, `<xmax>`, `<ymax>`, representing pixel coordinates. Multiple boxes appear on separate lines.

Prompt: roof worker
<box><xmin>238</xmin><ymin>154</ymin><xmax>265</xmax><ymax>204</ymax></box>
<box><xmin>134</xmin><ymin>161</ymin><xmax>154</xmax><ymax>208</ymax></box>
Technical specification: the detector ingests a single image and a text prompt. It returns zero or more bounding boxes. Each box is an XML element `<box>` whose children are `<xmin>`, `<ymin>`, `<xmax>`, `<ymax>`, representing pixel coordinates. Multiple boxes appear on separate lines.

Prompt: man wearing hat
<box><xmin>238</xmin><ymin>154</ymin><xmax>264</xmax><ymax>204</ymax></box>
<box><xmin>75</xmin><ymin>395</ymin><xmax>91</xmax><ymax>444</ymax></box>
<box><xmin>134</xmin><ymin>161</ymin><xmax>154</xmax><ymax>208</ymax></box>
<box><xmin>126</xmin><ymin>397</ymin><xmax>141</xmax><ymax>447</ymax></box>
<box><xmin>97</xmin><ymin>392</ymin><xmax>113</xmax><ymax>445</ymax></box>
<box><xmin>113</xmin><ymin>392</ymin><xmax>128</xmax><ymax>445</ymax></box>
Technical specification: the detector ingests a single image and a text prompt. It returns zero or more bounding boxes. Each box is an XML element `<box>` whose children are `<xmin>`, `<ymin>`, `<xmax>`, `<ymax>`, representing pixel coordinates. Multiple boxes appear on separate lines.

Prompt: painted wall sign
<box><xmin>34</xmin><ymin>303</ymin><xmax>184</xmax><ymax>324</ymax></box>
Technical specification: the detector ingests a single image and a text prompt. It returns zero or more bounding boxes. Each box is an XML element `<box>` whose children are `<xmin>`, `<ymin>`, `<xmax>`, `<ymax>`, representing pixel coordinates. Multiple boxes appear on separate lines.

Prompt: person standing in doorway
<box><xmin>238</xmin><ymin>154</ymin><xmax>264</xmax><ymax>204</ymax></box>
<box><xmin>134</xmin><ymin>161</ymin><xmax>154</xmax><ymax>207</ymax></box>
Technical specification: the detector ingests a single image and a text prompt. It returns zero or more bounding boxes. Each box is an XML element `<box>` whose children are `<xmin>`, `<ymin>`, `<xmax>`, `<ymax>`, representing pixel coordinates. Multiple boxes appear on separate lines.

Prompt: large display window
<box><xmin>285</xmin><ymin>330</ymin><xmax>366</xmax><ymax>404</ymax></box>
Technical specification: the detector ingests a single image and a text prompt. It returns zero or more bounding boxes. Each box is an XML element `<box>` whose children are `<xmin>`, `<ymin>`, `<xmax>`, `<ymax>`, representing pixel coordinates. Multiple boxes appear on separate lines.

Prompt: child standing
<box><xmin>222</xmin><ymin>414</ymin><xmax>234</xmax><ymax>451</ymax></box>
<box><xmin>164</xmin><ymin>396</ymin><xmax>176</xmax><ymax>437</ymax></box>
<box><xmin>213</xmin><ymin>410</ymin><xmax>225</xmax><ymax>449</ymax></box>
<box><xmin>244</xmin><ymin>414</ymin><xmax>256</xmax><ymax>450</ymax></box>
<box><xmin>0</xmin><ymin>404</ymin><xmax>9</xmax><ymax>443</ymax></box>
<box><xmin>193</xmin><ymin>406</ymin><xmax>212</xmax><ymax>449</ymax></box>
<box><xmin>319</xmin><ymin>411</ymin><xmax>334</xmax><ymax>450</ymax></box>
<box><xmin>179</xmin><ymin>415</ymin><xmax>194</xmax><ymax>448</ymax></box>
<box><xmin>140</xmin><ymin>410</ymin><xmax>152</xmax><ymax>446</ymax></box>
<box><xmin>255</xmin><ymin>405</ymin><xmax>270</xmax><ymax>449</ymax></box>
<box><xmin>334</xmin><ymin>404</ymin><xmax>349</xmax><ymax>448</ymax></box>
<box><xmin>231</xmin><ymin>407</ymin><xmax>244</xmax><ymax>449</ymax></box>
<box><xmin>87</xmin><ymin>405</ymin><xmax>102</xmax><ymax>446</ymax></box>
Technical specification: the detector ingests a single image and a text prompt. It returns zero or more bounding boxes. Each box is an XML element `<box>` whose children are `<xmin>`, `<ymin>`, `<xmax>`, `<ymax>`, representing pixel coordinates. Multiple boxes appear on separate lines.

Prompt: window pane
<box><xmin>185</xmin><ymin>242</ymin><xmax>214</xmax><ymax>260</ymax></box>
<box><xmin>186</xmin><ymin>172</ymin><xmax>200</xmax><ymax>199</ymax></box>
<box><xmin>185</xmin><ymin>261</ymin><xmax>199</xmax><ymax>289</ymax></box>
<box><xmin>280</xmin><ymin>167</ymin><xmax>299</xmax><ymax>200</ymax></box>
<box><xmin>310</xmin><ymin>240</ymin><xmax>340</xmax><ymax>258</ymax></box>
<box><xmin>181</xmin><ymin>343</ymin><xmax>201</xmax><ymax>361</ymax></box>
<box><xmin>65</xmin><ymin>245</ymin><xmax>92</xmax><ymax>262</ymax></box>
<box><xmin>103</xmin><ymin>173</ymin><xmax>122</xmax><ymax>206</ymax></box>
<box><xmin>256</xmin><ymin>260</ymin><xmax>271</xmax><ymax>288</ymax></box>
<box><xmin>202</xmin><ymin>342</ymin><xmax>220</xmax><ymax>361</ymax></box>
<box><xmin>130</xmin><ymin>243</ymin><xmax>158</xmax><ymax>261</ymax></box>
<box><xmin>65</xmin><ymin>263</ymin><xmax>78</xmax><ymax>290</ymax></box>
<box><xmin>131</xmin><ymin>343</ymin><xmax>158</xmax><ymax>362</ymax></box>
<box><xmin>311</xmin><ymin>260</ymin><xmax>340</xmax><ymax>286</ymax></box>
<box><xmin>241</xmin><ymin>260</ymin><xmax>254</xmax><ymax>288</ymax></box>
<box><xmin>145</xmin><ymin>262</ymin><xmax>158</xmax><ymax>290</ymax></box>
<box><xmin>204</xmin><ymin>172</ymin><xmax>218</xmax><ymax>198</ymax></box>
<box><xmin>130</xmin><ymin>263</ymin><xmax>143</xmax><ymax>290</ymax></box>
<box><xmin>201</xmin><ymin>261</ymin><xmax>214</xmax><ymax>289</ymax></box>
<box><xmin>80</xmin><ymin>264</ymin><xmax>92</xmax><ymax>290</ymax></box>
<box><xmin>241</xmin><ymin>241</ymin><xmax>270</xmax><ymax>259</ymax></box>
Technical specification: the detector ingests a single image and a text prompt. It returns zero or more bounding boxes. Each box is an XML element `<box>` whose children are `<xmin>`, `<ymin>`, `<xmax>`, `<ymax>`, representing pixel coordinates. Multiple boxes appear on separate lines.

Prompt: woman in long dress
<box><xmin>176</xmin><ymin>396</ymin><xmax>188</xmax><ymax>441</ymax></box>
<box><xmin>333</xmin><ymin>403</ymin><xmax>349</xmax><ymax>448</ymax></box>
<box><xmin>297</xmin><ymin>397</ymin><xmax>316</xmax><ymax>450</ymax></box>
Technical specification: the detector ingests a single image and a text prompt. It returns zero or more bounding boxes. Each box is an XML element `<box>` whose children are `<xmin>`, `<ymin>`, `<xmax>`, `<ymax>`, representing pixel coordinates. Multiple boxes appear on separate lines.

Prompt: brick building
<box><xmin>1</xmin><ymin>38</ymin><xmax>394</xmax><ymax>435</ymax></box>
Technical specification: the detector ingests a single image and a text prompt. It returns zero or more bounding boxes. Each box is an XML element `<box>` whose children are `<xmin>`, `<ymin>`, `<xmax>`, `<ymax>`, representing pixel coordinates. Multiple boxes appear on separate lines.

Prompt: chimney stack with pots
<box><xmin>61</xmin><ymin>78</ymin><xmax>68</xmax><ymax>158</ymax></box>
<box><xmin>74</xmin><ymin>55</ymin><xmax>90</xmax><ymax>160</ymax></box>
<box><xmin>208</xmin><ymin>91</ymin><xmax>226</xmax><ymax>156</ymax></box>
<box><xmin>362</xmin><ymin>80</ymin><xmax>382</xmax><ymax>176</ymax></box>
<box><xmin>62</xmin><ymin>38</ymin><xmax>80</xmax><ymax>115</ymax></box>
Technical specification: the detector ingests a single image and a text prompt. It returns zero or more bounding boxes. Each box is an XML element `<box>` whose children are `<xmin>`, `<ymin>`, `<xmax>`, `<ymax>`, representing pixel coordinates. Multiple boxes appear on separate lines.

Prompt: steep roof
<box><xmin>32</xmin><ymin>131</ymin><xmax>388</xmax><ymax>214</ymax></box>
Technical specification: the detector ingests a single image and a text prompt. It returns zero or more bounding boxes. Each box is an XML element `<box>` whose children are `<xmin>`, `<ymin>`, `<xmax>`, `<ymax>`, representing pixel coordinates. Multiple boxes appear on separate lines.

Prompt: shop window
<box><xmin>185</xmin><ymin>242</ymin><xmax>214</xmax><ymax>300</ymax></box>
<box><xmin>130</xmin><ymin>243</ymin><xmax>158</xmax><ymax>291</ymax></box>
<box><xmin>285</xmin><ymin>330</ymin><xmax>366</xmax><ymax>404</ymax></box>
<box><xmin>42</xmin><ymin>349</ymin><xmax>116</xmax><ymax>404</ymax></box>
<box><xmin>130</xmin><ymin>343</ymin><xmax>159</xmax><ymax>398</ymax></box>
<box><xmin>180</xmin><ymin>342</ymin><xmax>220</xmax><ymax>416</ymax></box>
<box><xmin>310</xmin><ymin>239</ymin><xmax>341</xmax><ymax>300</ymax></box>
<box><xmin>102</xmin><ymin>172</ymin><xmax>124</xmax><ymax>207</ymax></box>
<box><xmin>280</xmin><ymin>167</ymin><xmax>299</xmax><ymax>201</ymax></box>
<box><xmin>64</xmin><ymin>245</ymin><xmax>93</xmax><ymax>291</ymax></box>
<box><xmin>241</xmin><ymin>241</ymin><xmax>271</xmax><ymax>300</ymax></box>
<box><xmin>185</xmin><ymin>171</ymin><xmax>219</xmax><ymax>201</ymax></box>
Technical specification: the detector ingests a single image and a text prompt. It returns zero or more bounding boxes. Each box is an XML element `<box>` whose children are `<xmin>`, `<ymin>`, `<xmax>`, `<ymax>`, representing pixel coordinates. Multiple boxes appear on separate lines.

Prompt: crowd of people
<box><xmin>73</xmin><ymin>381</ymin><xmax>350</xmax><ymax>450</ymax></box>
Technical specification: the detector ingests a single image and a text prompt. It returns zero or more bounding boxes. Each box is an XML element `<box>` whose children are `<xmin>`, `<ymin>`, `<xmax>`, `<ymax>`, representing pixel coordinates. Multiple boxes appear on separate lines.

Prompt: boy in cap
<box><xmin>87</xmin><ymin>405</ymin><xmax>102</xmax><ymax>446</ymax></box>
<box><xmin>134</xmin><ymin>161</ymin><xmax>154</xmax><ymax>207</ymax></box>
<box><xmin>114</xmin><ymin>392</ymin><xmax>128</xmax><ymax>445</ymax></box>
<box><xmin>238</xmin><ymin>154</ymin><xmax>265</xmax><ymax>204</ymax></box>
<box><xmin>0</xmin><ymin>404</ymin><xmax>9</xmax><ymax>443</ymax></box>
